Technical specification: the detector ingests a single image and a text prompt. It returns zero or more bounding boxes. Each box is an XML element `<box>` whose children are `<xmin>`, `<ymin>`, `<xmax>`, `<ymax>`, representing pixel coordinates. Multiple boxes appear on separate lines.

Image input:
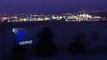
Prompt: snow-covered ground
<box><xmin>1</xmin><ymin>23</ymin><xmax>107</xmax><ymax>60</ymax></box>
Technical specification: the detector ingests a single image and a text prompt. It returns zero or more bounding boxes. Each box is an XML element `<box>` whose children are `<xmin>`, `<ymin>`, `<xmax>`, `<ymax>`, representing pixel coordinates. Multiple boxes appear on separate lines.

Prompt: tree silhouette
<box><xmin>35</xmin><ymin>27</ymin><xmax>56</xmax><ymax>56</ymax></box>
<box><xmin>69</xmin><ymin>33</ymin><xmax>88</xmax><ymax>54</ymax></box>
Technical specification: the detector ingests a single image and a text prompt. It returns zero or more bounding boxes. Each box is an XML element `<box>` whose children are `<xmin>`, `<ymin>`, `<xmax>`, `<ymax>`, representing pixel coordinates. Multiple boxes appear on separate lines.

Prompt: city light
<box><xmin>0</xmin><ymin>10</ymin><xmax>106</xmax><ymax>22</ymax></box>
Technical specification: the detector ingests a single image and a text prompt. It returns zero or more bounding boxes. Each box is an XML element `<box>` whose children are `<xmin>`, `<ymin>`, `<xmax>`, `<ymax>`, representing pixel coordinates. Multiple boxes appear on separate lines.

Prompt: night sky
<box><xmin>0</xmin><ymin>0</ymin><xmax>107</xmax><ymax>14</ymax></box>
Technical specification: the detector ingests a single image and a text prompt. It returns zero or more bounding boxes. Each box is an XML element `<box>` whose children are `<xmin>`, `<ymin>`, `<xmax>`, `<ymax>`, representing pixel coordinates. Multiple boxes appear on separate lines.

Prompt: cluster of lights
<box><xmin>31</xmin><ymin>15</ymin><xmax>51</xmax><ymax>21</ymax></box>
<box><xmin>51</xmin><ymin>13</ymin><xmax>106</xmax><ymax>22</ymax></box>
<box><xmin>0</xmin><ymin>13</ymin><xmax>106</xmax><ymax>22</ymax></box>
<box><xmin>64</xmin><ymin>13</ymin><xmax>105</xmax><ymax>22</ymax></box>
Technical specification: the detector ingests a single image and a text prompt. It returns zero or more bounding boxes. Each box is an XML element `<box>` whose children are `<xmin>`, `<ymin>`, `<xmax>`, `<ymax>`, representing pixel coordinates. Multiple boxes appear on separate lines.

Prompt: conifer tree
<box><xmin>35</xmin><ymin>27</ymin><xmax>56</xmax><ymax>56</ymax></box>
<box><xmin>69</xmin><ymin>33</ymin><xmax>88</xmax><ymax>54</ymax></box>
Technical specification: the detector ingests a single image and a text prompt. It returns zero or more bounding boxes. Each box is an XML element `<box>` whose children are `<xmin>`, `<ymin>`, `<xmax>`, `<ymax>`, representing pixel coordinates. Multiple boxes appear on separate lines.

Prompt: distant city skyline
<box><xmin>0</xmin><ymin>0</ymin><xmax>107</xmax><ymax>14</ymax></box>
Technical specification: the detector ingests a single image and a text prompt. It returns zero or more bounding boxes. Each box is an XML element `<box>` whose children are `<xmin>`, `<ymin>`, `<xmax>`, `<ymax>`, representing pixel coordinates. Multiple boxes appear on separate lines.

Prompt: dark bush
<box><xmin>12</xmin><ymin>45</ymin><xmax>26</xmax><ymax>60</ymax></box>
<box><xmin>35</xmin><ymin>27</ymin><xmax>56</xmax><ymax>56</ymax></box>
<box><xmin>69</xmin><ymin>33</ymin><xmax>88</xmax><ymax>54</ymax></box>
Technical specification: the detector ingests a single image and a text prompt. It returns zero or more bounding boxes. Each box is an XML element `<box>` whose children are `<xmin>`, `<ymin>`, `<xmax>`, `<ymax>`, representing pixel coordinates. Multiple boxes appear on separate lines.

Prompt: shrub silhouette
<box><xmin>35</xmin><ymin>27</ymin><xmax>56</xmax><ymax>56</ymax></box>
<box><xmin>12</xmin><ymin>45</ymin><xmax>26</xmax><ymax>60</ymax></box>
<box><xmin>69</xmin><ymin>33</ymin><xmax>88</xmax><ymax>54</ymax></box>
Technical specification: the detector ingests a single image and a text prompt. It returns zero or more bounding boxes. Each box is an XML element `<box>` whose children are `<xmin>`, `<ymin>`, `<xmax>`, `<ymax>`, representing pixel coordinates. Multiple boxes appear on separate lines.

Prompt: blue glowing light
<box><xmin>12</xmin><ymin>28</ymin><xmax>32</xmax><ymax>45</ymax></box>
<box><xmin>16</xmin><ymin>30</ymin><xmax>27</xmax><ymax>45</ymax></box>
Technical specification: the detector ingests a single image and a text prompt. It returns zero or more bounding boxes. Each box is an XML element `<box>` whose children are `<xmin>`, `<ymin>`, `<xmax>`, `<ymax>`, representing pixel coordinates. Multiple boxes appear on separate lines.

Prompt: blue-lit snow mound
<box><xmin>12</xmin><ymin>28</ymin><xmax>32</xmax><ymax>45</ymax></box>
